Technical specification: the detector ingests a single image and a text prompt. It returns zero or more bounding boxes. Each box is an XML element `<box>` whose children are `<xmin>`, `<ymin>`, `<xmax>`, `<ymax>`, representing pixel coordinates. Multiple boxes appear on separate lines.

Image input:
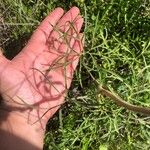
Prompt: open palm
<box><xmin>0</xmin><ymin>7</ymin><xmax>83</xmax><ymax>126</ymax></box>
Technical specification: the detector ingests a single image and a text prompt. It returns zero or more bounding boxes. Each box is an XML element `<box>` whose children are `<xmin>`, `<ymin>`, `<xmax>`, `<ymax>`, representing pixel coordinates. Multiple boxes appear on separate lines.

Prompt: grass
<box><xmin>1</xmin><ymin>0</ymin><xmax>150</xmax><ymax>149</ymax></box>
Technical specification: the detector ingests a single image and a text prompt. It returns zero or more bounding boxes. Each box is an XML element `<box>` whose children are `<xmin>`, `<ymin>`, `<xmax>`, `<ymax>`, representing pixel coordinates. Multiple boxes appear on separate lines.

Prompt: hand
<box><xmin>0</xmin><ymin>7</ymin><xmax>83</xmax><ymax>127</ymax></box>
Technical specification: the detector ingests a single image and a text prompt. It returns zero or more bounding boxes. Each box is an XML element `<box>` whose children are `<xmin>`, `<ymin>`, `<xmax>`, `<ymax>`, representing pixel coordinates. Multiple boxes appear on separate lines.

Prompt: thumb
<box><xmin>0</xmin><ymin>47</ymin><xmax>10</xmax><ymax>67</ymax></box>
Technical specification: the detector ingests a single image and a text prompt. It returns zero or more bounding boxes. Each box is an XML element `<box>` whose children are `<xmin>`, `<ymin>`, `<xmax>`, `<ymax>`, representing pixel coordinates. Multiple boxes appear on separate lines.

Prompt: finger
<box><xmin>31</xmin><ymin>7</ymin><xmax>64</xmax><ymax>42</ymax></box>
<box><xmin>0</xmin><ymin>48</ymin><xmax>10</xmax><ymax>72</ymax></box>
<box><xmin>72</xmin><ymin>33</ymin><xmax>84</xmax><ymax>55</ymax></box>
<box><xmin>69</xmin><ymin>33</ymin><xmax>84</xmax><ymax>70</ymax></box>
<box><xmin>0</xmin><ymin>48</ymin><xmax>9</xmax><ymax>63</ymax></box>
<box><xmin>71</xmin><ymin>33</ymin><xmax>84</xmax><ymax>69</ymax></box>
<box><xmin>60</xmin><ymin>33</ymin><xmax>84</xmax><ymax>87</ymax></box>
<box><xmin>48</xmin><ymin>7</ymin><xmax>80</xmax><ymax>51</ymax></box>
<box><xmin>57</xmin><ymin>6</ymin><xmax>80</xmax><ymax>31</ymax></box>
<box><xmin>22</xmin><ymin>7</ymin><xmax>64</xmax><ymax>55</ymax></box>
<box><xmin>56</xmin><ymin>15</ymin><xmax>84</xmax><ymax>54</ymax></box>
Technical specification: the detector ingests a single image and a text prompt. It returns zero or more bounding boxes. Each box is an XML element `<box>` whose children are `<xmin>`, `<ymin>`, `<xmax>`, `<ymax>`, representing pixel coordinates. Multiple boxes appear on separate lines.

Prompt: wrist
<box><xmin>0</xmin><ymin>109</ymin><xmax>44</xmax><ymax>150</ymax></box>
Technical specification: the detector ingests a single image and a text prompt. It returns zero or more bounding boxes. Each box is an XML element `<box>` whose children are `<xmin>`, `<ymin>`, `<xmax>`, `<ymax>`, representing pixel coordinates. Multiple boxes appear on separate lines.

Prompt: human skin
<box><xmin>0</xmin><ymin>7</ymin><xmax>83</xmax><ymax>149</ymax></box>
